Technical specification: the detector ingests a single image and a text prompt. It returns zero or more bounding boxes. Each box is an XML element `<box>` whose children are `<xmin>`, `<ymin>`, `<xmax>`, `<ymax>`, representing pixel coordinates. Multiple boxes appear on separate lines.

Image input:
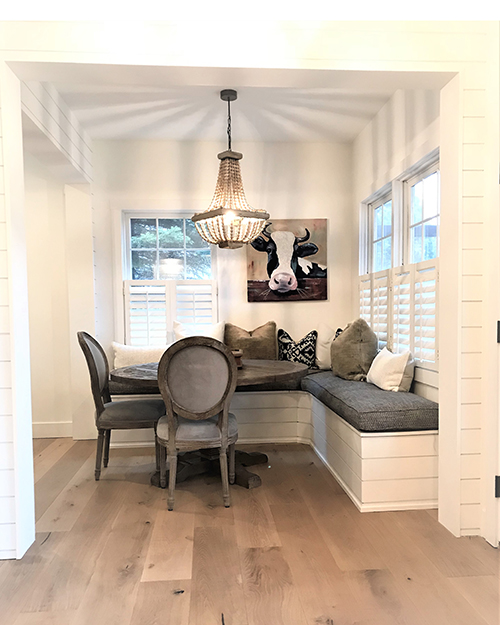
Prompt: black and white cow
<box><xmin>250</xmin><ymin>224</ymin><xmax>327</xmax><ymax>293</ymax></box>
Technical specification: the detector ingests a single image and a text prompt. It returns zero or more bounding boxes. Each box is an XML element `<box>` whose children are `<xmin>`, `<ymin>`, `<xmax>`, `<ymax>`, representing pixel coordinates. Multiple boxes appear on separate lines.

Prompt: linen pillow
<box><xmin>278</xmin><ymin>329</ymin><xmax>318</xmax><ymax>368</ymax></box>
<box><xmin>315</xmin><ymin>323</ymin><xmax>336</xmax><ymax>369</ymax></box>
<box><xmin>173</xmin><ymin>320</ymin><xmax>225</xmax><ymax>343</ymax></box>
<box><xmin>367</xmin><ymin>347</ymin><xmax>415</xmax><ymax>392</ymax></box>
<box><xmin>224</xmin><ymin>321</ymin><xmax>278</xmax><ymax>360</ymax></box>
<box><xmin>330</xmin><ymin>318</ymin><xmax>378</xmax><ymax>381</ymax></box>
<box><xmin>112</xmin><ymin>342</ymin><xmax>170</xmax><ymax>369</ymax></box>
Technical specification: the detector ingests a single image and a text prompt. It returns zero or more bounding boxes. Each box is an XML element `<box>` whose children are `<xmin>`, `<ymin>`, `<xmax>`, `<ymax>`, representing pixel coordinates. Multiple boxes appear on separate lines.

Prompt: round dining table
<box><xmin>110</xmin><ymin>359</ymin><xmax>309</xmax><ymax>489</ymax></box>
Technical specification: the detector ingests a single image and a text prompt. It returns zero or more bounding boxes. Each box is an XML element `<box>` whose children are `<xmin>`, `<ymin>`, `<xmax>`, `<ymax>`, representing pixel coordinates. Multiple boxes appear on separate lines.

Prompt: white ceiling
<box><xmin>13</xmin><ymin>63</ymin><xmax>453</xmax><ymax>144</ymax></box>
<box><xmin>54</xmin><ymin>84</ymin><xmax>392</xmax><ymax>143</ymax></box>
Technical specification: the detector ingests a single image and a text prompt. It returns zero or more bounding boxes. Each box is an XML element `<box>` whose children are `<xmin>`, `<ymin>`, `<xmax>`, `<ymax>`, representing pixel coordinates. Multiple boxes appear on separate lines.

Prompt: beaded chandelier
<box><xmin>191</xmin><ymin>90</ymin><xmax>270</xmax><ymax>249</ymax></box>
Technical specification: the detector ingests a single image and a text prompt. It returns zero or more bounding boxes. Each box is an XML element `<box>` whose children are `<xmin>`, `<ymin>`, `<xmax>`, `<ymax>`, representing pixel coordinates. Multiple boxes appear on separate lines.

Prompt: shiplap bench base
<box><xmin>108</xmin><ymin>390</ymin><xmax>438</xmax><ymax>513</ymax></box>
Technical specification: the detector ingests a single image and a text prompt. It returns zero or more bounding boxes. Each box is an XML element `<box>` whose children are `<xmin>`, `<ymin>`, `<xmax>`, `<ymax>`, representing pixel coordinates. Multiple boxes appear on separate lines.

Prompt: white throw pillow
<box><xmin>366</xmin><ymin>347</ymin><xmax>415</xmax><ymax>392</ymax></box>
<box><xmin>112</xmin><ymin>342</ymin><xmax>171</xmax><ymax>369</ymax></box>
<box><xmin>315</xmin><ymin>323</ymin><xmax>337</xmax><ymax>369</ymax></box>
<box><xmin>173</xmin><ymin>320</ymin><xmax>225</xmax><ymax>343</ymax></box>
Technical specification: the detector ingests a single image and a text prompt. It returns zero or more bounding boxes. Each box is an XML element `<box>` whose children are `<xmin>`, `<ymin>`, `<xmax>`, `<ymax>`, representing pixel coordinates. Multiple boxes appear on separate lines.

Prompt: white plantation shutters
<box><xmin>413</xmin><ymin>261</ymin><xmax>438</xmax><ymax>368</ymax></box>
<box><xmin>371</xmin><ymin>271</ymin><xmax>390</xmax><ymax>349</ymax></box>
<box><xmin>392</xmin><ymin>267</ymin><xmax>412</xmax><ymax>354</ymax></box>
<box><xmin>359</xmin><ymin>275</ymin><xmax>372</xmax><ymax>325</ymax></box>
<box><xmin>359</xmin><ymin>260</ymin><xmax>438</xmax><ymax>371</ymax></box>
<box><xmin>124</xmin><ymin>280</ymin><xmax>218</xmax><ymax>345</ymax></box>
<box><xmin>124</xmin><ymin>281</ymin><xmax>169</xmax><ymax>346</ymax></box>
<box><xmin>174</xmin><ymin>281</ymin><xmax>218</xmax><ymax>333</ymax></box>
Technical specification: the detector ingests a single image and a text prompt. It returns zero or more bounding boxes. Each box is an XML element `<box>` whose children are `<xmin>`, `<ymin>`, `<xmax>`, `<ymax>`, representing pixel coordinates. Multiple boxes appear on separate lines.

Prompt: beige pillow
<box><xmin>330</xmin><ymin>318</ymin><xmax>378</xmax><ymax>381</ymax></box>
<box><xmin>367</xmin><ymin>347</ymin><xmax>415</xmax><ymax>392</ymax></box>
<box><xmin>112</xmin><ymin>342</ymin><xmax>170</xmax><ymax>369</ymax></box>
<box><xmin>224</xmin><ymin>321</ymin><xmax>278</xmax><ymax>360</ymax></box>
<box><xmin>173</xmin><ymin>320</ymin><xmax>225</xmax><ymax>342</ymax></box>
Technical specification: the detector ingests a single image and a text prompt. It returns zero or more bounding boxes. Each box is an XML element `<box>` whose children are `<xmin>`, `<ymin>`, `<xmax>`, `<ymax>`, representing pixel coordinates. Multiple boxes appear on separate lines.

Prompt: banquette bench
<box><xmin>109</xmin><ymin>366</ymin><xmax>439</xmax><ymax>514</ymax></box>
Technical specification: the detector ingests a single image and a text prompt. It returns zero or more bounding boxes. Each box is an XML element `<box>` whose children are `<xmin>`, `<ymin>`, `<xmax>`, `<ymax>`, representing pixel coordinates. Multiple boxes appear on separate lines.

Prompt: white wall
<box><xmin>24</xmin><ymin>152</ymin><xmax>72</xmax><ymax>437</ymax></box>
<box><xmin>93</xmin><ymin>139</ymin><xmax>354</xmax><ymax>354</ymax></box>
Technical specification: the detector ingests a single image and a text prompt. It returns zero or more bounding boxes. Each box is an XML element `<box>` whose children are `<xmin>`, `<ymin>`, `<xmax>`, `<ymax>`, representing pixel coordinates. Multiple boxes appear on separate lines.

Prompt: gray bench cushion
<box><xmin>109</xmin><ymin>379</ymin><xmax>158</xmax><ymax>395</ymax></box>
<box><xmin>301</xmin><ymin>371</ymin><xmax>438</xmax><ymax>432</ymax></box>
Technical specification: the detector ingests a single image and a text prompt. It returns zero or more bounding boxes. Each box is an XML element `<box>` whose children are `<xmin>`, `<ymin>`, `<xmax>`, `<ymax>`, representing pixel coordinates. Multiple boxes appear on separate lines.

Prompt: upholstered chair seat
<box><xmin>99</xmin><ymin>399</ymin><xmax>166</xmax><ymax>429</ymax></box>
<box><xmin>156</xmin><ymin>412</ymin><xmax>238</xmax><ymax>447</ymax></box>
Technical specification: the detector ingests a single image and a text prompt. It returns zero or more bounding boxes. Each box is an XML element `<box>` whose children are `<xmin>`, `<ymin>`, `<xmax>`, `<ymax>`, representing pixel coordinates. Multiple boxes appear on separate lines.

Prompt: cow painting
<box><xmin>247</xmin><ymin>220</ymin><xmax>328</xmax><ymax>302</ymax></box>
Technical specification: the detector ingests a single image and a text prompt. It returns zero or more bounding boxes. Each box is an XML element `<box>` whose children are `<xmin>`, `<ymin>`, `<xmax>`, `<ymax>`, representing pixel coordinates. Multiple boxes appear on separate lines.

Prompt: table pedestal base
<box><xmin>150</xmin><ymin>449</ymin><xmax>268</xmax><ymax>489</ymax></box>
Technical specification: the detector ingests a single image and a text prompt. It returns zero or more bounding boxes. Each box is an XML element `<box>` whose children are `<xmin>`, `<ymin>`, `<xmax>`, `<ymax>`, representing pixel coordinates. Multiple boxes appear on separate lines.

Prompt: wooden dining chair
<box><xmin>156</xmin><ymin>336</ymin><xmax>238</xmax><ymax>510</ymax></box>
<box><xmin>77</xmin><ymin>331</ymin><xmax>166</xmax><ymax>480</ymax></box>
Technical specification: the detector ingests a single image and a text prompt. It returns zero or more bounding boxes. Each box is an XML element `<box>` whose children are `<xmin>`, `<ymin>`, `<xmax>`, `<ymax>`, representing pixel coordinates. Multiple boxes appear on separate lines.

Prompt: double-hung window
<box><xmin>371</xmin><ymin>196</ymin><xmax>393</xmax><ymax>272</ymax></box>
<box><xmin>406</xmin><ymin>165</ymin><xmax>440</xmax><ymax>265</ymax></box>
<box><xmin>122</xmin><ymin>213</ymin><xmax>218</xmax><ymax>346</ymax></box>
<box><xmin>360</xmin><ymin>155</ymin><xmax>440</xmax><ymax>375</ymax></box>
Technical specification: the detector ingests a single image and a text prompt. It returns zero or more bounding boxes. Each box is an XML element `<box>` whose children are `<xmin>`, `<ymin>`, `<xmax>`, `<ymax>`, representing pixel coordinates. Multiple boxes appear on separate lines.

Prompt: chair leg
<box><xmin>103</xmin><ymin>430</ymin><xmax>111</xmax><ymax>468</ymax></box>
<box><xmin>95</xmin><ymin>430</ymin><xmax>105</xmax><ymax>480</ymax></box>
<box><xmin>167</xmin><ymin>451</ymin><xmax>178</xmax><ymax>511</ymax></box>
<box><xmin>219</xmin><ymin>448</ymin><xmax>231</xmax><ymax>508</ymax></box>
<box><xmin>154</xmin><ymin>430</ymin><xmax>161</xmax><ymax>474</ymax></box>
<box><xmin>160</xmin><ymin>445</ymin><xmax>167</xmax><ymax>489</ymax></box>
<box><xmin>229</xmin><ymin>443</ymin><xmax>236</xmax><ymax>485</ymax></box>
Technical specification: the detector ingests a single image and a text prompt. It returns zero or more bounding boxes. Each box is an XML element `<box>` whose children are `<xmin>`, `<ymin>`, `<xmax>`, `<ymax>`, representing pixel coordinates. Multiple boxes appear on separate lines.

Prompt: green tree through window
<box><xmin>130</xmin><ymin>217</ymin><xmax>212</xmax><ymax>280</ymax></box>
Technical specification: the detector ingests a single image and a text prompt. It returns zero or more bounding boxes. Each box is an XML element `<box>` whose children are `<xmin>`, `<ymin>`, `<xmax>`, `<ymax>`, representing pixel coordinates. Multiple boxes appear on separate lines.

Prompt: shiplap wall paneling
<box><xmin>459</xmin><ymin>80</ymin><xmax>487</xmax><ymax>535</ymax></box>
<box><xmin>0</xmin><ymin>81</ymin><xmax>16</xmax><ymax>559</ymax></box>
<box><xmin>0</xmin><ymin>64</ymin><xmax>35</xmax><ymax>559</ymax></box>
<box><xmin>20</xmin><ymin>81</ymin><xmax>92</xmax><ymax>182</ymax></box>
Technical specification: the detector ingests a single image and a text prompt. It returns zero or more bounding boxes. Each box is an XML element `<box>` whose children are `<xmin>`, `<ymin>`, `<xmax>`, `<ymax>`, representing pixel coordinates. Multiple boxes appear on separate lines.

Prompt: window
<box><xmin>359</xmin><ymin>155</ymin><xmax>439</xmax><ymax>372</ymax></box>
<box><xmin>371</xmin><ymin>197</ymin><xmax>393</xmax><ymax>272</ymax></box>
<box><xmin>406</xmin><ymin>165</ymin><xmax>440</xmax><ymax>264</ymax></box>
<box><xmin>121</xmin><ymin>213</ymin><xmax>218</xmax><ymax>346</ymax></box>
<box><xmin>128</xmin><ymin>216</ymin><xmax>212</xmax><ymax>280</ymax></box>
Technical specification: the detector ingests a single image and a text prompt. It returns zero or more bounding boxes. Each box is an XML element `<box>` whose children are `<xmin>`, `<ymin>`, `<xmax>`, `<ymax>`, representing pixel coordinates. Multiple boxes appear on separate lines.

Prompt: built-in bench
<box><xmin>109</xmin><ymin>368</ymin><xmax>439</xmax><ymax>513</ymax></box>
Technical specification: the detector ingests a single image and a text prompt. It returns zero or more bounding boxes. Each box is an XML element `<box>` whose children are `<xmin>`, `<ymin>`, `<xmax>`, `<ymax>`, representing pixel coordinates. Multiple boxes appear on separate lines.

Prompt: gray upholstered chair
<box><xmin>77</xmin><ymin>331</ymin><xmax>166</xmax><ymax>480</ymax></box>
<box><xmin>156</xmin><ymin>336</ymin><xmax>238</xmax><ymax>510</ymax></box>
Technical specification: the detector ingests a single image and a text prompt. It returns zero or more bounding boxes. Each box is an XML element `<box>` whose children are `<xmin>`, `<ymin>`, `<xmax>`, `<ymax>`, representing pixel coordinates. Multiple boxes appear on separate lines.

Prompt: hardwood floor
<box><xmin>1</xmin><ymin>439</ymin><xmax>498</xmax><ymax>625</ymax></box>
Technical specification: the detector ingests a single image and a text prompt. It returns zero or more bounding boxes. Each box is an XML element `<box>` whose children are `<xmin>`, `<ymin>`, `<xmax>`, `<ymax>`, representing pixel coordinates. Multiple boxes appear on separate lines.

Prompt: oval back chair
<box><xmin>77</xmin><ymin>331</ymin><xmax>166</xmax><ymax>480</ymax></box>
<box><xmin>156</xmin><ymin>336</ymin><xmax>238</xmax><ymax>510</ymax></box>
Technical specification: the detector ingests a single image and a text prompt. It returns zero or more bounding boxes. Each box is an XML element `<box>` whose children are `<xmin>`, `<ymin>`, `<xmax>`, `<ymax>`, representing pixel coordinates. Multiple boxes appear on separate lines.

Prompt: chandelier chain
<box><xmin>227</xmin><ymin>99</ymin><xmax>232</xmax><ymax>151</ymax></box>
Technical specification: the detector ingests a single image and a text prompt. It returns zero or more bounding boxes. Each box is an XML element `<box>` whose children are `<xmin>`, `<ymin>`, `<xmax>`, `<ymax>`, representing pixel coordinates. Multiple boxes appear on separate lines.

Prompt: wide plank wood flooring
<box><xmin>1</xmin><ymin>439</ymin><xmax>498</xmax><ymax>625</ymax></box>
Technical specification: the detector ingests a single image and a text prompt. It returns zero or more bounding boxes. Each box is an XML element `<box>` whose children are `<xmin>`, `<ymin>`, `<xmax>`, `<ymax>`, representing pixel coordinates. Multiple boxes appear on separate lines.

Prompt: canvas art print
<box><xmin>247</xmin><ymin>219</ymin><xmax>328</xmax><ymax>302</ymax></box>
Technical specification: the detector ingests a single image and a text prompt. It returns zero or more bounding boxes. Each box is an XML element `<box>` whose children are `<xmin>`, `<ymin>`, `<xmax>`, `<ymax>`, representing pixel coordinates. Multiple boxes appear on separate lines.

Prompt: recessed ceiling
<box><xmin>53</xmin><ymin>84</ymin><xmax>393</xmax><ymax>143</ymax></box>
<box><xmin>12</xmin><ymin>62</ymin><xmax>452</xmax><ymax>143</ymax></box>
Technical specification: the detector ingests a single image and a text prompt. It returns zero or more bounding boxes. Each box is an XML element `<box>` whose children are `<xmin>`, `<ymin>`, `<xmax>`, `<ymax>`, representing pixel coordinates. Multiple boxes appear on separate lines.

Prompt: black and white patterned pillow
<box><xmin>278</xmin><ymin>329</ymin><xmax>318</xmax><ymax>368</ymax></box>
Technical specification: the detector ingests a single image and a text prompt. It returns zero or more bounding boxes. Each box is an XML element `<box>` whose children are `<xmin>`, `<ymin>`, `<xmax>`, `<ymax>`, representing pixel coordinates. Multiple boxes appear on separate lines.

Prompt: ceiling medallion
<box><xmin>191</xmin><ymin>89</ymin><xmax>270</xmax><ymax>249</ymax></box>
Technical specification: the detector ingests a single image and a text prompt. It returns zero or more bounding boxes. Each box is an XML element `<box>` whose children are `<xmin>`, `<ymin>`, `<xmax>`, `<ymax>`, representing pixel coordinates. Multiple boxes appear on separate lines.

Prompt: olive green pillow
<box><xmin>224</xmin><ymin>321</ymin><xmax>278</xmax><ymax>360</ymax></box>
<box><xmin>330</xmin><ymin>318</ymin><xmax>378</xmax><ymax>381</ymax></box>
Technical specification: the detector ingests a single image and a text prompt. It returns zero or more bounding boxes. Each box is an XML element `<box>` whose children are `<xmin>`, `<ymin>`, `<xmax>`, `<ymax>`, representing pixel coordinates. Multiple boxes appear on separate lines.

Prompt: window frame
<box><xmin>403</xmin><ymin>162</ymin><xmax>440</xmax><ymax>266</ymax></box>
<box><xmin>359</xmin><ymin>152</ymin><xmax>440</xmax><ymax>376</ymax></box>
<box><xmin>368</xmin><ymin>193</ymin><xmax>394</xmax><ymax>274</ymax></box>
<box><xmin>122</xmin><ymin>211</ymin><xmax>217</xmax><ymax>281</ymax></box>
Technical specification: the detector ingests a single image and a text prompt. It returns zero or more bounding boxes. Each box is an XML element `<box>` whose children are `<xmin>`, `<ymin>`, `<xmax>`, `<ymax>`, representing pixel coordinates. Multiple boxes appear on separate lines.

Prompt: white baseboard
<box><xmin>32</xmin><ymin>421</ymin><xmax>72</xmax><ymax>438</ymax></box>
<box><xmin>0</xmin><ymin>549</ymin><xmax>16</xmax><ymax>560</ymax></box>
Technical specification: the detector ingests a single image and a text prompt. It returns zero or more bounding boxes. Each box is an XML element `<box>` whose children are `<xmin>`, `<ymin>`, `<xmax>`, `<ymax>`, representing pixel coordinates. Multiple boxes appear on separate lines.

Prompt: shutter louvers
<box><xmin>175</xmin><ymin>280</ymin><xmax>218</xmax><ymax>334</ymax></box>
<box><xmin>392</xmin><ymin>267</ymin><xmax>412</xmax><ymax>354</ymax></box>
<box><xmin>124</xmin><ymin>281</ymin><xmax>169</xmax><ymax>346</ymax></box>
<box><xmin>372</xmin><ymin>270</ymin><xmax>389</xmax><ymax>349</ymax></box>
<box><xmin>124</xmin><ymin>279</ymin><xmax>218</xmax><ymax>346</ymax></box>
<box><xmin>359</xmin><ymin>275</ymin><xmax>372</xmax><ymax>325</ymax></box>
<box><xmin>413</xmin><ymin>261</ymin><xmax>438</xmax><ymax>369</ymax></box>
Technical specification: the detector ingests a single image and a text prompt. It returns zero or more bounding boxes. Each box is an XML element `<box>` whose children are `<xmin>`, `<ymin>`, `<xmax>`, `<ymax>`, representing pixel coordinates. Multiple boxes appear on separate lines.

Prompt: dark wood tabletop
<box><xmin>110</xmin><ymin>358</ymin><xmax>309</xmax><ymax>393</ymax></box>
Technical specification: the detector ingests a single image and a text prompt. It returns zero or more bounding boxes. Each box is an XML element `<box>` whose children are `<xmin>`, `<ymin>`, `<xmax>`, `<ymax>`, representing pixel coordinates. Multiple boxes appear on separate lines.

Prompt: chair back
<box><xmin>158</xmin><ymin>336</ymin><xmax>237</xmax><ymax>422</ymax></box>
<box><xmin>77</xmin><ymin>331</ymin><xmax>111</xmax><ymax>416</ymax></box>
